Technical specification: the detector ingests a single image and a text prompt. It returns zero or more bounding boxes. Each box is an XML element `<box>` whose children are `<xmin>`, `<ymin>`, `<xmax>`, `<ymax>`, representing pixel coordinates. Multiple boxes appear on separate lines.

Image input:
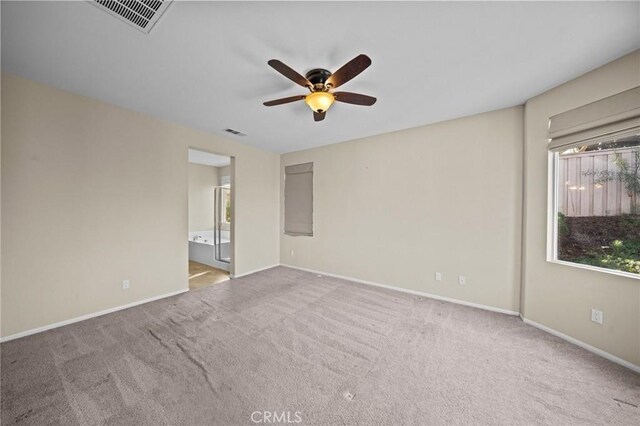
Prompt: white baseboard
<box><xmin>230</xmin><ymin>264</ymin><xmax>280</xmax><ymax>279</ymax></box>
<box><xmin>521</xmin><ymin>317</ymin><xmax>640</xmax><ymax>373</ymax></box>
<box><xmin>280</xmin><ymin>264</ymin><xmax>520</xmax><ymax>316</ymax></box>
<box><xmin>282</xmin><ymin>264</ymin><xmax>639</xmax><ymax>373</ymax></box>
<box><xmin>0</xmin><ymin>288</ymin><xmax>189</xmax><ymax>343</ymax></box>
<box><xmin>0</xmin><ymin>263</ymin><xmax>277</xmax><ymax>343</ymax></box>
<box><xmin>4</xmin><ymin>264</ymin><xmax>637</xmax><ymax>374</ymax></box>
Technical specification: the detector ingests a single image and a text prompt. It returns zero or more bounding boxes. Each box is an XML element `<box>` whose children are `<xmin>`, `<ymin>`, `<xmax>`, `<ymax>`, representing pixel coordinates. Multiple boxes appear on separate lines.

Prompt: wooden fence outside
<box><xmin>558</xmin><ymin>147</ymin><xmax>638</xmax><ymax>217</ymax></box>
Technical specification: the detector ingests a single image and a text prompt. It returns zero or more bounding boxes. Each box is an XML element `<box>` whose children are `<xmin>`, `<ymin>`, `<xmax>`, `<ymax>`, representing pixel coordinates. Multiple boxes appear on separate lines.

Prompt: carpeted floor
<box><xmin>1</xmin><ymin>266</ymin><xmax>638</xmax><ymax>425</ymax></box>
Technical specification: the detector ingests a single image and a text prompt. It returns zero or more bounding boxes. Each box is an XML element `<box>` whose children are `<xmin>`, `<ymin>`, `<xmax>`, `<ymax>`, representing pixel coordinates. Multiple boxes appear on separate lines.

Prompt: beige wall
<box><xmin>2</xmin><ymin>52</ymin><xmax>638</xmax><ymax>370</ymax></box>
<box><xmin>218</xmin><ymin>165</ymin><xmax>231</xmax><ymax>186</ymax></box>
<box><xmin>0</xmin><ymin>61</ymin><xmax>2</xmax><ymax>338</ymax></box>
<box><xmin>522</xmin><ymin>51</ymin><xmax>640</xmax><ymax>366</ymax></box>
<box><xmin>1</xmin><ymin>74</ymin><xmax>280</xmax><ymax>338</ymax></box>
<box><xmin>188</xmin><ymin>163</ymin><xmax>219</xmax><ymax>232</ymax></box>
<box><xmin>281</xmin><ymin>106</ymin><xmax>524</xmax><ymax>313</ymax></box>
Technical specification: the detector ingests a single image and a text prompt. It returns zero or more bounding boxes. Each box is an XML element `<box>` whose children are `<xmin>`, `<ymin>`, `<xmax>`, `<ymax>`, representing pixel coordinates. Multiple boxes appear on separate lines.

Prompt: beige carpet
<box><xmin>1</xmin><ymin>266</ymin><xmax>638</xmax><ymax>425</ymax></box>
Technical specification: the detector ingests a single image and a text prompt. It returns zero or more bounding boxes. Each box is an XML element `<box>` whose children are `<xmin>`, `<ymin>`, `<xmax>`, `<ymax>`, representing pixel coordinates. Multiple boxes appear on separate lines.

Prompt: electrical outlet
<box><xmin>435</xmin><ymin>272</ymin><xmax>442</xmax><ymax>281</ymax></box>
<box><xmin>122</xmin><ymin>280</ymin><xmax>130</xmax><ymax>290</ymax></box>
<box><xmin>458</xmin><ymin>276</ymin><xmax>466</xmax><ymax>285</ymax></box>
<box><xmin>591</xmin><ymin>309</ymin><xmax>603</xmax><ymax>324</ymax></box>
<box><xmin>290</xmin><ymin>249</ymin><xmax>295</xmax><ymax>257</ymax></box>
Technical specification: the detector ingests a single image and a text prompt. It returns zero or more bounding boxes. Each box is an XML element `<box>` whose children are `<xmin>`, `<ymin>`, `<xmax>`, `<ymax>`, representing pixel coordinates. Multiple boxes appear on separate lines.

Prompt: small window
<box><xmin>552</xmin><ymin>135</ymin><xmax>640</xmax><ymax>276</ymax></box>
<box><xmin>284</xmin><ymin>162</ymin><xmax>313</xmax><ymax>236</ymax></box>
<box><xmin>222</xmin><ymin>188</ymin><xmax>231</xmax><ymax>224</ymax></box>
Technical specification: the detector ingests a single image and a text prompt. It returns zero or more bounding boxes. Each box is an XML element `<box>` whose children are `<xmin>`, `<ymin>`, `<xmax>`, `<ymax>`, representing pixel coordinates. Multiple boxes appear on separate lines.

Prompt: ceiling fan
<box><xmin>263</xmin><ymin>54</ymin><xmax>377</xmax><ymax>122</ymax></box>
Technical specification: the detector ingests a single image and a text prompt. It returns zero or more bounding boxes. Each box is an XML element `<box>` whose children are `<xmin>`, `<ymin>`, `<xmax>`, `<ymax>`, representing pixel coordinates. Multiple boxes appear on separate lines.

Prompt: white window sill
<box><xmin>547</xmin><ymin>258</ymin><xmax>640</xmax><ymax>280</ymax></box>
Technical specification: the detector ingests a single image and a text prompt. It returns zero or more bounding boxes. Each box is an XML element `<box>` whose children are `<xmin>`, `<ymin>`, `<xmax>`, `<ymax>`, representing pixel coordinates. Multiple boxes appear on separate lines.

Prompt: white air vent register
<box><xmin>91</xmin><ymin>0</ymin><xmax>172</xmax><ymax>34</ymax></box>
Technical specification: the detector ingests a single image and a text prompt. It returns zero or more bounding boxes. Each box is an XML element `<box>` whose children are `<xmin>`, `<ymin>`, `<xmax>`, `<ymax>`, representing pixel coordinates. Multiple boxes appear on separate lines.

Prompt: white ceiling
<box><xmin>188</xmin><ymin>148</ymin><xmax>230</xmax><ymax>167</ymax></box>
<box><xmin>2</xmin><ymin>2</ymin><xmax>638</xmax><ymax>153</ymax></box>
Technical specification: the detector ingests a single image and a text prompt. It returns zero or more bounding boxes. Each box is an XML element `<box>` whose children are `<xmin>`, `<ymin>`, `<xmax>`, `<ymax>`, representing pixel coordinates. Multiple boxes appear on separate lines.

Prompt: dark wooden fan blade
<box><xmin>326</xmin><ymin>54</ymin><xmax>372</xmax><ymax>89</ymax></box>
<box><xmin>268</xmin><ymin>60</ymin><xmax>312</xmax><ymax>89</ymax></box>
<box><xmin>334</xmin><ymin>92</ymin><xmax>377</xmax><ymax>106</ymax></box>
<box><xmin>314</xmin><ymin>111</ymin><xmax>326</xmax><ymax>122</ymax></box>
<box><xmin>263</xmin><ymin>95</ymin><xmax>306</xmax><ymax>107</ymax></box>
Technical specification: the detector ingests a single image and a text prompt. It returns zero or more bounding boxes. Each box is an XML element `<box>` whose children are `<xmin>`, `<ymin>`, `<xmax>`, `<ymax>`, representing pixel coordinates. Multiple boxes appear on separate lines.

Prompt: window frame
<box><xmin>547</xmin><ymin>150</ymin><xmax>640</xmax><ymax>280</ymax></box>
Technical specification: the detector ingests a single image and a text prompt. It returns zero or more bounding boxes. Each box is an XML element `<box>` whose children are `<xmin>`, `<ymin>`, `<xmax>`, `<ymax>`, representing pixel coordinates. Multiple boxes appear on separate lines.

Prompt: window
<box><xmin>219</xmin><ymin>174</ymin><xmax>232</xmax><ymax>225</ymax></box>
<box><xmin>552</xmin><ymin>136</ymin><xmax>640</xmax><ymax>276</ymax></box>
<box><xmin>548</xmin><ymin>87</ymin><xmax>640</xmax><ymax>277</ymax></box>
<box><xmin>284</xmin><ymin>162</ymin><xmax>313</xmax><ymax>236</ymax></box>
<box><xmin>223</xmin><ymin>188</ymin><xmax>231</xmax><ymax>224</ymax></box>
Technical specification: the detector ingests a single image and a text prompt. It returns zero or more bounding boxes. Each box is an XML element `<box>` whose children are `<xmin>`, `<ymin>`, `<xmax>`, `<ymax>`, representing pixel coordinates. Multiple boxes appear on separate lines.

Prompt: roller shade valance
<box><xmin>548</xmin><ymin>86</ymin><xmax>640</xmax><ymax>152</ymax></box>
<box><xmin>284</xmin><ymin>162</ymin><xmax>313</xmax><ymax>236</ymax></box>
<box><xmin>285</xmin><ymin>162</ymin><xmax>313</xmax><ymax>175</ymax></box>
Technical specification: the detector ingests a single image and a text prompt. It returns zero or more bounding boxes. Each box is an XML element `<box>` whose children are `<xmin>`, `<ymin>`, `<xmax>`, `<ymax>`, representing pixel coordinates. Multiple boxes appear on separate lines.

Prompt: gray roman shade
<box><xmin>284</xmin><ymin>162</ymin><xmax>313</xmax><ymax>236</ymax></box>
<box><xmin>548</xmin><ymin>86</ymin><xmax>640</xmax><ymax>152</ymax></box>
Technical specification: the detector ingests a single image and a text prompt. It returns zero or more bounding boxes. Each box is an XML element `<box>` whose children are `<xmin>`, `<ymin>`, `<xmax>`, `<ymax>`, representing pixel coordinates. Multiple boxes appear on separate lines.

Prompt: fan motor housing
<box><xmin>306</xmin><ymin>68</ymin><xmax>332</xmax><ymax>89</ymax></box>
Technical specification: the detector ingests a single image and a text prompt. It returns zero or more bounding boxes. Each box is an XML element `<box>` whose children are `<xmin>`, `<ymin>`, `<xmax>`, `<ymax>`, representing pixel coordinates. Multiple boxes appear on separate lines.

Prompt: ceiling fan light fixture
<box><xmin>264</xmin><ymin>55</ymin><xmax>375</xmax><ymax>121</ymax></box>
<box><xmin>305</xmin><ymin>91</ymin><xmax>335</xmax><ymax>113</ymax></box>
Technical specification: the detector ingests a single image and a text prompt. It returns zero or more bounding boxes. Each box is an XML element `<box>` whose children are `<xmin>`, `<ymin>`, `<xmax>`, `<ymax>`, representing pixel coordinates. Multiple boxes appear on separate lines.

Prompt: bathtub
<box><xmin>188</xmin><ymin>230</ymin><xmax>231</xmax><ymax>271</ymax></box>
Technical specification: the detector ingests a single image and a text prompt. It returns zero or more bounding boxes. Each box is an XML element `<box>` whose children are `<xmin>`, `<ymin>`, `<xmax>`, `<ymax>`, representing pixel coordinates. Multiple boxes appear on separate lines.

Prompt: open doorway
<box><xmin>187</xmin><ymin>148</ymin><xmax>233</xmax><ymax>290</ymax></box>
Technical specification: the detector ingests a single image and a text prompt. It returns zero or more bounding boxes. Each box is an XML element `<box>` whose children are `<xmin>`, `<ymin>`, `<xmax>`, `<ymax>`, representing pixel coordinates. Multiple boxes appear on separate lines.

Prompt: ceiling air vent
<box><xmin>224</xmin><ymin>129</ymin><xmax>247</xmax><ymax>137</ymax></box>
<box><xmin>91</xmin><ymin>0</ymin><xmax>172</xmax><ymax>34</ymax></box>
